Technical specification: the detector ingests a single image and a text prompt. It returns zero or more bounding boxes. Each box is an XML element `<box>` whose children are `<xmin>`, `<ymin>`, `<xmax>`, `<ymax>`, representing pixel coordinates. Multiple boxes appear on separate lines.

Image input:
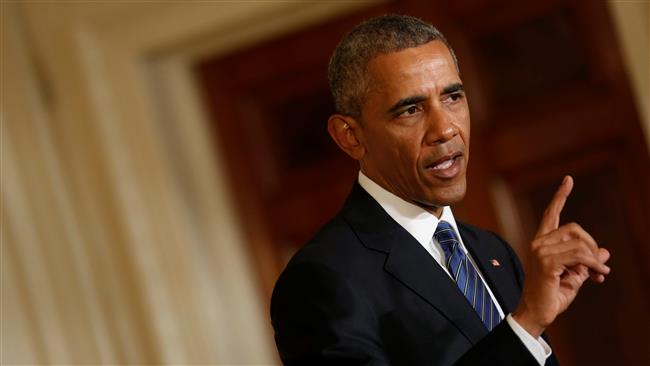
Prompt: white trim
<box><xmin>10</xmin><ymin>0</ymin><xmax>379</xmax><ymax>363</ymax></box>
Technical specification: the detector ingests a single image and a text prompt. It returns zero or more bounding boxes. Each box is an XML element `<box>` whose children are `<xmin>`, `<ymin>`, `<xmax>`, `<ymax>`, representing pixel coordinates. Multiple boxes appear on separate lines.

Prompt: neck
<box><xmin>419</xmin><ymin>202</ymin><xmax>444</xmax><ymax>218</ymax></box>
<box><xmin>360</xmin><ymin>168</ymin><xmax>447</xmax><ymax>219</ymax></box>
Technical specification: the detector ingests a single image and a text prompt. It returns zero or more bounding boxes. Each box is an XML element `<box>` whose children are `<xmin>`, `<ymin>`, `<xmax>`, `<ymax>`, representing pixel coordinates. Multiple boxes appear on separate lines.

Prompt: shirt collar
<box><xmin>358</xmin><ymin>171</ymin><xmax>461</xmax><ymax>247</ymax></box>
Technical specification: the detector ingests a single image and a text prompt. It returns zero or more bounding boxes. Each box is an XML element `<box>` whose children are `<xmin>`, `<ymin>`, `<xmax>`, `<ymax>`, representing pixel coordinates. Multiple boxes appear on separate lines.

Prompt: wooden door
<box><xmin>196</xmin><ymin>2</ymin><xmax>391</xmax><ymax>302</ymax></box>
<box><xmin>195</xmin><ymin>0</ymin><xmax>650</xmax><ymax>364</ymax></box>
<box><xmin>444</xmin><ymin>1</ymin><xmax>650</xmax><ymax>364</ymax></box>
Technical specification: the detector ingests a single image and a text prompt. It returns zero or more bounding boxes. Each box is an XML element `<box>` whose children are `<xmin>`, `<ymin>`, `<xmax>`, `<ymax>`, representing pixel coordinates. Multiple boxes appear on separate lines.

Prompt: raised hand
<box><xmin>512</xmin><ymin>176</ymin><xmax>611</xmax><ymax>338</ymax></box>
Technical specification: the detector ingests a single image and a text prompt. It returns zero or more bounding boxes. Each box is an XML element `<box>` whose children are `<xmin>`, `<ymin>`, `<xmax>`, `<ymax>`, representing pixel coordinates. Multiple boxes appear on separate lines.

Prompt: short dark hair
<box><xmin>328</xmin><ymin>14</ymin><xmax>458</xmax><ymax>118</ymax></box>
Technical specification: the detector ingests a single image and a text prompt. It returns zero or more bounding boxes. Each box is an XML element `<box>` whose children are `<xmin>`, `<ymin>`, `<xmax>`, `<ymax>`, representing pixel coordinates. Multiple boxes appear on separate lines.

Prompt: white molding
<box><xmin>607</xmin><ymin>0</ymin><xmax>650</xmax><ymax>153</ymax></box>
<box><xmin>12</xmin><ymin>0</ymin><xmax>378</xmax><ymax>363</ymax></box>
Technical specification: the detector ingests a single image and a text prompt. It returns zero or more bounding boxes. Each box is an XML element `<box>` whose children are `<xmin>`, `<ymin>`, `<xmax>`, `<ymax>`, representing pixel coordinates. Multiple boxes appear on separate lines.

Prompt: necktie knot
<box><xmin>434</xmin><ymin>220</ymin><xmax>460</xmax><ymax>260</ymax></box>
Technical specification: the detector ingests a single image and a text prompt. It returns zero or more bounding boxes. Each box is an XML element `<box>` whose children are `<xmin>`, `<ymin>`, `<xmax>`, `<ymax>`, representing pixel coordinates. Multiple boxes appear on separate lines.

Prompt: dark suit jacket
<box><xmin>271</xmin><ymin>183</ymin><xmax>560</xmax><ymax>365</ymax></box>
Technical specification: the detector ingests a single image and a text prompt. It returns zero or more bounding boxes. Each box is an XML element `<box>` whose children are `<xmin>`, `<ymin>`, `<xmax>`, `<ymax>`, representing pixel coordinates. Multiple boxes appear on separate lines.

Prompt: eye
<box><xmin>398</xmin><ymin>105</ymin><xmax>421</xmax><ymax>117</ymax></box>
<box><xmin>443</xmin><ymin>92</ymin><xmax>465</xmax><ymax>104</ymax></box>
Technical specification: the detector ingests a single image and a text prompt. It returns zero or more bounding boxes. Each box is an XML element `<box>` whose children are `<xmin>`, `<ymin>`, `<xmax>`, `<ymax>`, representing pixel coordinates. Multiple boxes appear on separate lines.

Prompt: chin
<box><xmin>426</xmin><ymin>182</ymin><xmax>467</xmax><ymax>207</ymax></box>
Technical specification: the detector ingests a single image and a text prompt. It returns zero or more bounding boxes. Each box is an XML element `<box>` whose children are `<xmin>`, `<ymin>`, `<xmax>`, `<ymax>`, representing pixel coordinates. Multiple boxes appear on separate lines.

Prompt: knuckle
<box><xmin>573</xmin><ymin>248</ymin><xmax>593</xmax><ymax>262</ymax></box>
<box><xmin>531</xmin><ymin>238</ymin><xmax>544</xmax><ymax>250</ymax></box>
<box><xmin>567</xmin><ymin>222</ymin><xmax>582</xmax><ymax>231</ymax></box>
<box><xmin>577</xmin><ymin>240</ymin><xmax>595</xmax><ymax>252</ymax></box>
<box><xmin>569</xmin><ymin>247</ymin><xmax>580</xmax><ymax>257</ymax></box>
<box><xmin>573</xmin><ymin>244</ymin><xmax>588</xmax><ymax>254</ymax></box>
<box><xmin>573</xmin><ymin>239</ymin><xmax>586</xmax><ymax>248</ymax></box>
<box><xmin>531</xmin><ymin>244</ymin><xmax>545</xmax><ymax>256</ymax></box>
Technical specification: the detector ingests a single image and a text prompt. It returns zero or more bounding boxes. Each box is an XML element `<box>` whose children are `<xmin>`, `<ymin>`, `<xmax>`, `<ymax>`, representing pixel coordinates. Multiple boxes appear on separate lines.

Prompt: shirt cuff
<box><xmin>505</xmin><ymin>313</ymin><xmax>552</xmax><ymax>365</ymax></box>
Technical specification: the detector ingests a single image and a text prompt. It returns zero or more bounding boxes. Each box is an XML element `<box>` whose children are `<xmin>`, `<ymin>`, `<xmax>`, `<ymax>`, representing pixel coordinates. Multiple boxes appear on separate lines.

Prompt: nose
<box><xmin>424</xmin><ymin>109</ymin><xmax>458</xmax><ymax>145</ymax></box>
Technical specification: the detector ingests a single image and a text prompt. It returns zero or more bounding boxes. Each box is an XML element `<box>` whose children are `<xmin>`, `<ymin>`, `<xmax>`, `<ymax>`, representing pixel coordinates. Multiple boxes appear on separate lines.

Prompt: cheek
<box><xmin>455</xmin><ymin>110</ymin><xmax>470</xmax><ymax>145</ymax></box>
<box><xmin>461</xmin><ymin>104</ymin><xmax>471</xmax><ymax>137</ymax></box>
<box><xmin>364</xmin><ymin>124</ymin><xmax>424</xmax><ymax>168</ymax></box>
<box><xmin>372</xmin><ymin>130</ymin><xmax>411</xmax><ymax>156</ymax></box>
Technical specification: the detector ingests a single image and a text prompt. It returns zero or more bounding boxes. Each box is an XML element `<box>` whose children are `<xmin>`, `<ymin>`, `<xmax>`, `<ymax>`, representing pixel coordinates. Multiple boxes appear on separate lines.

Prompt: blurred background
<box><xmin>2</xmin><ymin>0</ymin><xmax>649</xmax><ymax>365</ymax></box>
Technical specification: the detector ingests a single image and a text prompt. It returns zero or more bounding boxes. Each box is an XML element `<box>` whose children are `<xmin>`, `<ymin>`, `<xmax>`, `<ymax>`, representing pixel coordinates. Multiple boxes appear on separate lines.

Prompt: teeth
<box><xmin>432</xmin><ymin>158</ymin><xmax>453</xmax><ymax>170</ymax></box>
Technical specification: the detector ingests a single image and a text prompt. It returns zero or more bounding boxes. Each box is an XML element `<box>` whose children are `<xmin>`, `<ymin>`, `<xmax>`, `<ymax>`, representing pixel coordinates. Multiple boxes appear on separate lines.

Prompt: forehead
<box><xmin>364</xmin><ymin>40</ymin><xmax>459</xmax><ymax>99</ymax></box>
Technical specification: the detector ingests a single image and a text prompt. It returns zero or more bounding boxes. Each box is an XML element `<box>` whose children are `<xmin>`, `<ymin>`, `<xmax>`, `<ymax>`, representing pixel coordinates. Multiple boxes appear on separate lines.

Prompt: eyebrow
<box><xmin>442</xmin><ymin>83</ymin><xmax>464</xmax><ymax>95</ymax></box>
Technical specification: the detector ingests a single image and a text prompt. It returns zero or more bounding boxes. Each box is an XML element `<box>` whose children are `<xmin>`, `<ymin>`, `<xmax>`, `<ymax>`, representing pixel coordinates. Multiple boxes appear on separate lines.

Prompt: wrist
<box><xmin>512</xmin><ymin>310</ymin><xmax>546</xmax><ymax>338</ymax></box>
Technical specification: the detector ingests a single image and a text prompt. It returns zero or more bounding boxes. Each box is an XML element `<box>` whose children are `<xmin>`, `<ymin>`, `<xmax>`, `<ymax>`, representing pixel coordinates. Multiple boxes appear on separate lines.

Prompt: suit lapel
<box><xmin>382</xmin><ymin>233</ymin><xmax>490</xmax><ymax>343</ymax></box>
<box><xmin>341</xmin><ymin>184</ymin><xmax>488</xmax><ymax>344</ymax></box>
<box><xmin>458</xmin><ymin>223</ymin><xmax>520</xmax><ymax>314</ymax></box>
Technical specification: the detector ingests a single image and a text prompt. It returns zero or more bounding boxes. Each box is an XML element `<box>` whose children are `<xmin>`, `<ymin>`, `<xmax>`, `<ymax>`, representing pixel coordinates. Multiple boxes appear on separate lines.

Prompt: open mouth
<box><xmin>425</xmin><ymin>152</ymin><xmax>463</xmax><ymax>179</ymax></box>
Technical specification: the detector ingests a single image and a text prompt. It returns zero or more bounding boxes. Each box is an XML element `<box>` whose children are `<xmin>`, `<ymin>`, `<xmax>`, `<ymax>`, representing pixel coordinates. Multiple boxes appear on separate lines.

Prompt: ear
<box><xmin>327</xmin><ymin>114</ymin><xmax>366</xmax><ymax>161</ymax></box>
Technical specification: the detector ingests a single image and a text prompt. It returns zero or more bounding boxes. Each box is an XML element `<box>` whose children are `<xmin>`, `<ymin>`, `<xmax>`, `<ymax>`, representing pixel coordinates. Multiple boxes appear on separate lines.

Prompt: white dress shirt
<box><xmin>358</xmin><ymin>171</ymin><xmax>551</xmax><ymax>365</ymax></box>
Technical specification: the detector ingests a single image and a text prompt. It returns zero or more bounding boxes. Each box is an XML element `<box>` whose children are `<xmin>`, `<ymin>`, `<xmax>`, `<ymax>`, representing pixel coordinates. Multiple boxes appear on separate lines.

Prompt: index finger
<box><xmin>536</xmin><ymin>175</ymin><xmax>574</xmax><ymax>237</ymax></box>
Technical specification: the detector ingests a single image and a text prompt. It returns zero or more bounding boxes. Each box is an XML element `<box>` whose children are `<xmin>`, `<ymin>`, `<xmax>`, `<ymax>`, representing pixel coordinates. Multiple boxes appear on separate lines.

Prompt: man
<box><xmin>271</xmin><ymin>15</ymin><xmax>610</xmax><ymax>365</ymax></box>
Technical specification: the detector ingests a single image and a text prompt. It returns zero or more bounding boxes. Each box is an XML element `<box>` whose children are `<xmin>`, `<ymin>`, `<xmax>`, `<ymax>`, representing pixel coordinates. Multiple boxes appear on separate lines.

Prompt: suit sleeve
<box><xmin>446</xmin><ymin>232</ymin><xmax>538</xmax><ymax>366</ymax></box>
<box><xmin>493</xmin><ymin>232</ymin><xmax>560</xmax><ymax>366</ymax></box>
<box><xmin>453</xmin><ymin>232</ymin><xmax>559</xmax><ymax>366</ymax></box>
<box><xmin>451</xmin><ymin>319</ymin><xmax>540</xmax><ymax>365</ymax></box>
<box><xmin>271</xmin><ymin>261</ymin><xmax>390</xmax><ymax>366</ymax></box>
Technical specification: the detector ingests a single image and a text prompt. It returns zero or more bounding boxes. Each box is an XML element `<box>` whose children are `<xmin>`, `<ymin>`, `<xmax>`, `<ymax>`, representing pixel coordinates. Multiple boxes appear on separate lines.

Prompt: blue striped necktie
<box><xmin>434</xmin><ymin>221</ymin><xmax>502</xmax><ymax>331</ymax></box>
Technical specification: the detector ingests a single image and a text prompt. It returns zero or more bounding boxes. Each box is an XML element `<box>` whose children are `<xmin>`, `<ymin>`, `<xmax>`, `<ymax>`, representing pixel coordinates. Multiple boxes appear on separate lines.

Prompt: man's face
<box><xmin>357</xmin><ymin>40</ymin><xmax>470</xmax><ymax>213</ymax></box>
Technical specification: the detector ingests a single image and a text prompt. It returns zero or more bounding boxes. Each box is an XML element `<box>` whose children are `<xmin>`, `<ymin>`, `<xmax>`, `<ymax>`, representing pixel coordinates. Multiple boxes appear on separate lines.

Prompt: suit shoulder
<box><xmin>283</xmin><ymin>213</ymin><xmax>365</xmax><ymax>270</ymax></box>
<box><xmin>271</xmin><ymin>213</ymin><xmax>377</xmax><ymax>318</ymax></box>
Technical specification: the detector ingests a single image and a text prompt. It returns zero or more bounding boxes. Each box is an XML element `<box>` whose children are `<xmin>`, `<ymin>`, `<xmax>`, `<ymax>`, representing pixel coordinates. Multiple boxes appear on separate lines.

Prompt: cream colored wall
<box><xmin>1</xmin><ymin>1</ymin><xmax>377</xmax><ymax>364</ymax></box>
<box><xmin>608</xmin><ymin>0</ymin><xmax>650</xmax><ymax>152</ymax></box>
<box><xmin>1</xmin><ymin>0</ymin><xmax>646</xmax><ymax>364</ymax></box>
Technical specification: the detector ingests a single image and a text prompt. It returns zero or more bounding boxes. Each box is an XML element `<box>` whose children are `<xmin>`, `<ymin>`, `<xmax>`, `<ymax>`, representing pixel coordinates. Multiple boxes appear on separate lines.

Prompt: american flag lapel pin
<box><xmin>490</xmin><ymin>259</ymin><xmax>500</xmax><ymax>267</ymax></box>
